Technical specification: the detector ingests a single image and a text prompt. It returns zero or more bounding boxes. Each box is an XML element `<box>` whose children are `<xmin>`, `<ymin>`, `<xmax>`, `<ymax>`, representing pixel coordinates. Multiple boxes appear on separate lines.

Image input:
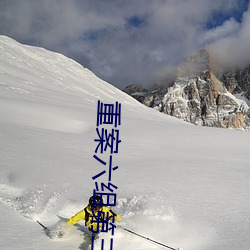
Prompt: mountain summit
<box><xmin>124</xmin><ymin>49</ymin><xmax>250</xmax><ymax>130</ymax></box>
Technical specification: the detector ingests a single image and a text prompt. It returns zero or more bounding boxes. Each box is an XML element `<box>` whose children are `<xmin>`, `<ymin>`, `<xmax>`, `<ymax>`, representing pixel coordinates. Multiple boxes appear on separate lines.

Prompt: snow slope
<box><xmin>0</xmin><ymin>36</ymin><xmax>250</xmax><ymax>250</ymax></box>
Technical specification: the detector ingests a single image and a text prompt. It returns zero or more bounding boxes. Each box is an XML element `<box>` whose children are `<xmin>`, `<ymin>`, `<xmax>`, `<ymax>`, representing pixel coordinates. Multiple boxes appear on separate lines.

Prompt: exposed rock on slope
<box><xmin>123</xmin><ymin>49</ymin><xmax>250</xmax><ymax>130</ymax></box>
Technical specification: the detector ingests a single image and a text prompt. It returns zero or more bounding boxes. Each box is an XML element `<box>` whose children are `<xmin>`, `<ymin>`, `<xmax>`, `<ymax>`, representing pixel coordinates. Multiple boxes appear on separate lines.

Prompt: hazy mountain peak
<box><xmin>124</xmin><ymin>48</ymin><xmax>250</xmax><ymax>130</ymax></box>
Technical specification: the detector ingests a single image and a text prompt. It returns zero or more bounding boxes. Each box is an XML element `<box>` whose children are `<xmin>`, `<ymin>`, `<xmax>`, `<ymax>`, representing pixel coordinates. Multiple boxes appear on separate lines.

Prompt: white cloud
<box><xmin>200</xmin><ymin>18</ymin><xmax>240</xmax><ymax>45</ymax></box>
<box><xmin>0</xmin><ymin>0</ymin><xmax>249</xmax><ymax>88</ymax></box>
<box><xmin>209</xmin><ymin>5</ymin><xmax>250</xmax><ymax>68</ymax></box>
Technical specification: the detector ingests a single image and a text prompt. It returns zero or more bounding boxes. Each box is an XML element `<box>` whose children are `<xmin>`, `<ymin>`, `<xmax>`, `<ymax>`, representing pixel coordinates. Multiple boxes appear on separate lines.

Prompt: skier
<box><xmin>66</xmin><ymin>195</ymin><xmax>122</xmax><ymax>237</ymax></box>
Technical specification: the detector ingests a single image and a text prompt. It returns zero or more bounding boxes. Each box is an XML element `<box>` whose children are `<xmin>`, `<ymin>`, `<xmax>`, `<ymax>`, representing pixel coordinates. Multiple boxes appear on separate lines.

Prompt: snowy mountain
<box><xmin>217</xmin><ymin>65</ymin><xmax>250</xmax><ymax>100</ymax></box>
<box><xmin>1</xmin><ymin>36</ymin><xmax>250</xmax><ymax>250</ymax></box>
<box><xmin>124</xmin><ymin>49</ymin><xmax>250</xmax><ymax>130</ymax></box>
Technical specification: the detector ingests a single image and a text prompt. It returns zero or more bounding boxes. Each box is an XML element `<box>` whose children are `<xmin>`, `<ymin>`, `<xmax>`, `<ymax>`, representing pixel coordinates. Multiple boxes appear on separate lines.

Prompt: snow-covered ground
<box><xmin>0</xmin><ymin>36</ymin><xmax>250</xmax><ymax>250</ymax></box>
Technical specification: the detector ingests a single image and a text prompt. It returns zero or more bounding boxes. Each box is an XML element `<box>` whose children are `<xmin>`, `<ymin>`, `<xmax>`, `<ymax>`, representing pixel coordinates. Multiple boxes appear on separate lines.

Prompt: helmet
<box><xmin>89</xmin><ymin>195</ymin><xmax>103</xmax><ymax>209</ymax></box>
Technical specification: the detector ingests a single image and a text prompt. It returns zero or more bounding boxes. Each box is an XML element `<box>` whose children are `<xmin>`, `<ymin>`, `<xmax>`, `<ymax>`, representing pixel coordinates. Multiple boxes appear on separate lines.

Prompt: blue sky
<box><xmin>0</xmin><ymin>0</ymin><xmax>249</xmax><ymax>89</ymax></box>
<box><xmin>205</xmin><ymin>0</ymin><xmax>249</xmax><ymax>28</ymax></box>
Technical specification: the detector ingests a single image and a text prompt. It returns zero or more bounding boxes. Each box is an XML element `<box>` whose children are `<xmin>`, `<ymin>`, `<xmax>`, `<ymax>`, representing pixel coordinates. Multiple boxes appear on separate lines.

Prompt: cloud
<box><xmin>209</xmin><ymin>4</ymin><xmax>250</xmax><ymax>69</ymax></box>
<box><xmin>0</xmin><ymin>0</ymin><xmax>249</xmax><ymax>89</ymax></box>
<box><xmin>200</xmin><ymin>18</ymin><xmax>240</xmax><ymax>45</ymax></box>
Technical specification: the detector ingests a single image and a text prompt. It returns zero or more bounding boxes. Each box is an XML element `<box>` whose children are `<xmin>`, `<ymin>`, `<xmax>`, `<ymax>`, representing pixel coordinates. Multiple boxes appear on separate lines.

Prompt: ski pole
<box><xmin>118</xmin><ymin>226</ymin><xmax>180</xmax><ymax>250</ymax></box>
<box><xmin>37</xmin><ymin>220</ymin><xmax>48</xmax><ymax>231</ymax></box>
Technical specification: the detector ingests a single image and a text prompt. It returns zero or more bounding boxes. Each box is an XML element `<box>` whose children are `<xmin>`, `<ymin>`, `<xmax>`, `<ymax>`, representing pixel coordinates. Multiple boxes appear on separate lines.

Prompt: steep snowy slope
<box><xmin>0</xmin><ymin>36</ymin><xmax>250</xmax><ymax>250</ymax></box>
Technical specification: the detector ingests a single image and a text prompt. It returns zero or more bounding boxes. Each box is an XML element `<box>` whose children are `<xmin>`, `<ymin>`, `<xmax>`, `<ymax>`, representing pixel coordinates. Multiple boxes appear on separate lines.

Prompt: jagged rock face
<box><xmin>217</xmin><ymin>66</ymin><xmax>250</xmax><ymax>99</ymax></box>
<box><xmin>123</xmin><ymin>49</ymin><xmax>250</xmax><ymax>130</ymax></box>
<box><xmin>122</xmin><ymin>84</ymin><xmax>147</xmax><ymax>103</ymax></box>
<box><xmin>162</xmin><ymin>74</ymin><xmax>249</xmax><ymax>128</ymax></box>
<box><xmin>123</xmin><ymin>84</ymin><xmax>146</xmax><ymax>95</ymax></box>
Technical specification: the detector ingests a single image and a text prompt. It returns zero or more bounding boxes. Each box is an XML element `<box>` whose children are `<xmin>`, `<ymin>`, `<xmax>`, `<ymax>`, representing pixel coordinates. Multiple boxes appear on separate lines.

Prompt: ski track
<box><xmin>0</xmin><ymin>181</ymin><xmax>211</xmax><ymax>250</ymax></box>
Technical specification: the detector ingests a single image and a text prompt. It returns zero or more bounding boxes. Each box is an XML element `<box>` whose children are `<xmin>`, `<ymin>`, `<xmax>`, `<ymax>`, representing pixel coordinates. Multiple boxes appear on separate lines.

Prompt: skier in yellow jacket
<box><xmin>67</xmin><ymin>195</ymin><xmax>122</xmax><ymax>235</ymax></box>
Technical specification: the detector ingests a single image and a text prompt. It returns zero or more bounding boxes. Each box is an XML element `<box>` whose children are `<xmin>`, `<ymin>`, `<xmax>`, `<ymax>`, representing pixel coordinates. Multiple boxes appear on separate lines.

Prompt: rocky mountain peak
<box><xmin>177</xmin><ymin>48</ymin><xmax>210</xmax><ymax>78</ymax></box>
<box><xmin>123</xmin><ymin>49</ymin><xmax>250</xmax><ymax>130</ymax></box>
